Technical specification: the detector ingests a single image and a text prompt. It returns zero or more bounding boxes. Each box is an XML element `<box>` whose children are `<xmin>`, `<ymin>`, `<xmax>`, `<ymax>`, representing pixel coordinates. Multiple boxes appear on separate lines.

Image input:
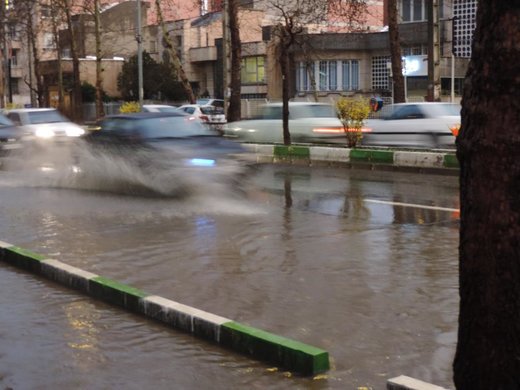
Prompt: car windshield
<box><xmin>196</xmin><ymin>99</ymin><xmax>211</xmax><ymax>105</ymax></box>
<box><xmin>27</xmin><ymin>110</ymin><xmax>68</xmax><ymax>124</ymax></box>
<box><xmin>0</xmin><ymin>115</ymin><xmax>13</xmax><ymax>127</ymax></box>
<box><xmin>200</xmin><ymin>106</ymin><xmax>223</xmax><ymax>115</ymax></box>
<box><xmin>102</xmin><ymin>116</ymin><xmax>215</xmax><ymax>138</ymax></box>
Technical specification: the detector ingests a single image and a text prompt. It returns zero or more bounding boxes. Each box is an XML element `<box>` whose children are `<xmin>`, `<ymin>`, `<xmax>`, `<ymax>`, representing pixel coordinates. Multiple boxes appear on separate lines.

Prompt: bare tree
<box><xmin>154</xmin><ymin>0</ymin><xmax>196</xmax><ymax>104</ymax></box>
<box><xmin>60</xmin><ymin>0</ymin><xmax>83</xmax><ymax>121</ymax></box>
<box><xmin>453</xmin><ymin>2</ymin><xmax>520</xmax><ymax>389</ymax></box>
<box><xmin>266</xmin><ymin>0</ymin><xmax>368</xmax><ymax>145</ymax></box>
<box><xmin>387</xmin><ymin>0</ymin><xmax>405</xmax><ymax>103</ymax></box>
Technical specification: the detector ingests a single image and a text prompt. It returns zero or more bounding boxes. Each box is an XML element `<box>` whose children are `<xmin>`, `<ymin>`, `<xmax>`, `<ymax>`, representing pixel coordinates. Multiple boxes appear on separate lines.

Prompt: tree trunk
<box><xmin>64</xmin><ymin>2</ymin><xmax>82</xmax><ymax>121</ymax></box>
<box><xmin>227</xmin><ymin>0</ymin><xmax>241</xmax><ymax>122</ymax></box>
<box><xmin>387</xmin><ymin>0</ymin><xmax>405</xmax><ymax>103</ymax></box>
<box><xmin>280</xmin><ymin>43</ymin><xmax>291</xmax><ymax>146</ymax></box>
<box><xmin>28</xmin><ymin>21</ymin><xmax>44</xmax><ymax>107</ymax></box>
<box><xmin>94</xmin><ymin>0</ymin><xmax>105</xmax><ymax>119</ymax></box>
<box><xmin>453</xmin><ymin>3</ymin><xmax>520</xmax><ymax>389</ymax></box>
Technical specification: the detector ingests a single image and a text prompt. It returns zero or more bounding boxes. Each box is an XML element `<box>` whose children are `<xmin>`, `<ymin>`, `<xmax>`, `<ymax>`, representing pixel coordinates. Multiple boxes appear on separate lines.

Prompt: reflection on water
<box><xmin>0</xmin><ymin>163</ymin><xmax>460</xmax><ymax>389</ymax></box>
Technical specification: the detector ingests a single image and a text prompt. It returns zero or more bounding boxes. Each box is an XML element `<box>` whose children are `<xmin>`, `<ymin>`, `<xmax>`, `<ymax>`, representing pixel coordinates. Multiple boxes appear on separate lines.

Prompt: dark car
<box><xmin>0</xmin><ymin>114</ymin><xmax>24</xmax><ymax>156</ymax></box>
<box><xmin>82</xmin><ymin>111</ymin><xmax>250</xmax><ymax>195</ymax></box>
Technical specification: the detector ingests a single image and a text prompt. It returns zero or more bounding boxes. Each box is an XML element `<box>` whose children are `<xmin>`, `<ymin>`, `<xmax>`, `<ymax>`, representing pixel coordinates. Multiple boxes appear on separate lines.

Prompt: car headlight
<box><xmin>35</xmin><ymin>128</ymin><xmax>55</xmax><ymax>138</ymax></box>
<box><xmin>66</xmin><ymin>127</ymin><xmax>86</xmax><ymax>137</ymax></box>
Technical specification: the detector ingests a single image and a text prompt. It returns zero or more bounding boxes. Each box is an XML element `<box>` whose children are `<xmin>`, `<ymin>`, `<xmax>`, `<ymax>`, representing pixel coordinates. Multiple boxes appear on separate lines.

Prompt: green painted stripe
<box><xmin>350</xmin><ymin>149</ymin><xmax>394</xmax><ymax>163</ymax></box>
<box><xmin>443</xmin><ymin>154</ymin><xmax>459</xmax><ymax>168</ymax></box>
<box><xmin>273</xmin><ymin>145</ymin><xmax>311</xmax><ymax>158</ymax></box>
<box><xmin>6</xmin><ymin>246</ymin><xmax>47</xmax><ymax>261</ymax></box>
<box><xmin>0</xmin><ymin>245</ymin><xmax>47</xmax><ymax>272</ymax></box>
<box><xmin>90</xmin><ymin>276</ymin><xmax>148</xmax><ymax>312</ymax></box>
<box><xmin>221</xmin><ymin>321</ymin><xmax>329</xmax><ymax>375</ymax></box>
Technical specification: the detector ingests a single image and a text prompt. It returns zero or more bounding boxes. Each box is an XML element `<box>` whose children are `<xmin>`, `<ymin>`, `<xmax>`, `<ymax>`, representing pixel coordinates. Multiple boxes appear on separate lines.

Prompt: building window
<box><xmin>372</xmin><ymin>56</ymin><xmax>390</xmax><ymax>91</ymax></box>
<box><xmin>10</xmin><ymin>79</ymin><xmax>19</xmax><ymax>95</ymax></box>
<box><xmin>43</xmin><ymin>33</ymin><xmax>55</xmax><ymax>49</ymax></box>
<box><xmin>10</xmin><ymin>49</ymin><xmax>18</xmax><ymax>66</ymax></box>
<box><xmin>342</xmin><ymin>60</ymin><xmax>359</xmax><ymax>90</ymax></box>
<box><xmin>400</xmin><ymin>0</ymin><xmax>426</xmax><ymax>22</ymax></box>
<box><xmin>297</xmin><ymin>60</ymin><xmax>360</xmax><ymax>92</ymax></box>
<box><xmin>296</xmin><ymin>61</ymin><xmax>313</xmax><ymax>91</ymax></box>
<box><xmin>453</xmin><ymin>0</ymin><xmax>477</xmax><ymax>58</ymax></box>
<box><xmin>241</xmin><ymin>56</ymin><xmax>265</xmax><ymax>84</ymax></box>
<box><xmin>149</xmin><ymin>40</ymin><xmax>157</xmax><ymax>53</ymax></box>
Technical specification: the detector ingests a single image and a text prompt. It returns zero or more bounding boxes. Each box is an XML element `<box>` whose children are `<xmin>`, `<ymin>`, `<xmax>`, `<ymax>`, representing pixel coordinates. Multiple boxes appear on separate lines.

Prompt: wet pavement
<box><xmin>0</xmin><ymin>147</ymin><xmax>459</xmax><ymax>389</ymax></box>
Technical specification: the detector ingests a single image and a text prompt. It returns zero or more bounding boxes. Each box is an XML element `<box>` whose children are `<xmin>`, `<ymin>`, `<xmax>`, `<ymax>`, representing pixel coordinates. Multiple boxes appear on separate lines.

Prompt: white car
<box><xmin>142</xmin><ymin>104</ymin><xmax>179</xmax><ymax>113</ymax></box>
<box><xmin>177</xmin><ymin>104</ymin><xmax>227</xmax><ymax>131</ymax></box>
<box><xmin>362</xmin><ymin>102</ymin><xmax>460</xmax><ymax>148</ymax></box>
<box><xmin>5</xmin><ymin>108</ymin><xmax>85</xmax><ymax>144</ymax></box>
<box><xmin>222</xmin><ymin>102</ymin><xmax>346</xmax><ymax>144</ymax></box>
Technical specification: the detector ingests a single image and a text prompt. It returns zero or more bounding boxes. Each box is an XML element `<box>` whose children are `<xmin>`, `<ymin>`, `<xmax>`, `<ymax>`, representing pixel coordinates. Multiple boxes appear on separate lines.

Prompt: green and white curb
<box><xmin>0</xmin><ymin>241</ymin><xmax>329</xmax><ymax>375</ymax></box>
<box><xmin>243</xmin><ymin>144</ymin><xmax>458</xmax><ymax>171</ymax></box>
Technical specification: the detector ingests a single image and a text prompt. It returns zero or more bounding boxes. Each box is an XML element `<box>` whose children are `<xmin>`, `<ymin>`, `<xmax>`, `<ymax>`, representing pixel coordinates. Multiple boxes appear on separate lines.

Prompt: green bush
<box><xmin>336</xmin><ymin>97</ymin><xmax>370</xmax><ymax>148</ymax></box>
<box><xmin>119</xmin><ymin>101</ymin><xmax>141</xmax><ymax>113</ymax></box>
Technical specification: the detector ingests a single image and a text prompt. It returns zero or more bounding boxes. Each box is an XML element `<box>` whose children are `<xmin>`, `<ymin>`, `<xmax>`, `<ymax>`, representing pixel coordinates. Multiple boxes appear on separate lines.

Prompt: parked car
<box><xmin>177</xmin><ymin>104</ymin><xmax>227</xmax><ymax>132</ymax></box>
<box><xmin>362</xmin><ymin>102</ymin><xmax>460</xmax><ymax>149</ymax></box>
<box><xmin>5</xmin><ymin>108</ymin><xmax>85</xmax><ymax>146</ymax></box>
<box><xmin>0</xmin><ymin>114</ymin><xmax>24</xmax><ymax>156</ymax></box>
<box><xmin>196</xmin><ymin>98</ymin><xmax>225</xmax><ymax>109</ymax></box>
<box><xmin>222</xmin><ymin>102</ymin><xmax>346</xmax><ymax>144</ymax></box>
<box><xmin>142</xmin><ymin>104</ymin><xmax>179</xmax><ymax>113</ymax></box>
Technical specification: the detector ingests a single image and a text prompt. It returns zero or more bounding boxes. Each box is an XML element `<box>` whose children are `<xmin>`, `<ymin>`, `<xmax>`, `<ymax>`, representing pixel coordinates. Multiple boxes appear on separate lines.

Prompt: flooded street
<box><xmin>0</xmin><ymin>146</ymin><xmax>459</xmax><ymax>389</ymax></box>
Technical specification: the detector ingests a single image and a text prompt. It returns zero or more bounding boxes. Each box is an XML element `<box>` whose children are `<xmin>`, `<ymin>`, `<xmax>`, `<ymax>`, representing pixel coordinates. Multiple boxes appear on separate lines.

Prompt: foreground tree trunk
<box><xmin>387</xmin><ymin>0</ymin><xmax>405</xmax><ymax>103</ymax></box>
<box><xmin>453</xmin><ymin>3</ymin><xmax>520</xmax><ymax>389</ymax></box>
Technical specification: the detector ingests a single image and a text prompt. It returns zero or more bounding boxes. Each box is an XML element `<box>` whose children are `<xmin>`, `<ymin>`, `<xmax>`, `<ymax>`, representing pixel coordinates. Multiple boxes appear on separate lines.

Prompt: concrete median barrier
<box><xmin>0</xmin><ymin>241</ymin><xmax>329</xmax><ymax>376</ymax></box>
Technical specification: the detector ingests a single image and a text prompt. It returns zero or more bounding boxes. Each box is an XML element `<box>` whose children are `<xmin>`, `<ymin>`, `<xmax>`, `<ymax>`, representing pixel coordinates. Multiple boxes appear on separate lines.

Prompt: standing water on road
<box><xmin>0</xmin><ymin>145</ymin><xmax>459</xmax><ymax>389</ymax></box>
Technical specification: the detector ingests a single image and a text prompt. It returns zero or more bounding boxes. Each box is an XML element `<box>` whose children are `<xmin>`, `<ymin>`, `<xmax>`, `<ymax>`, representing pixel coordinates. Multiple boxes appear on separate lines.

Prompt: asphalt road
<box><xmin>0</xmin><ymin>157</ymin><xmax>459</xmax><ymax>389</ymax></box>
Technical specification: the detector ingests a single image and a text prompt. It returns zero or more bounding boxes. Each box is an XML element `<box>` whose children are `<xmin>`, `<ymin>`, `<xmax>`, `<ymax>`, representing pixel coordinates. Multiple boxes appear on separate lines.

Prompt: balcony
<box><xmin>10</xmin><ymin>66</ymin><xmax>23</xmax><ymax>78</ymax></box>
<box><xmin>189</xmin><ymin>46</ymin><xmax>217</xmax><ymax>63</ymax></box>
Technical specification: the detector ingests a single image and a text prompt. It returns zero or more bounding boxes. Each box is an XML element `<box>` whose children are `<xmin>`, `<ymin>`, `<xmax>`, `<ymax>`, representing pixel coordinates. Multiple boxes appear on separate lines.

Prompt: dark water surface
<box><xmin>0</xmin><ymin>151</ymin><xmax>459</xmax><ymax>389</ymax></box>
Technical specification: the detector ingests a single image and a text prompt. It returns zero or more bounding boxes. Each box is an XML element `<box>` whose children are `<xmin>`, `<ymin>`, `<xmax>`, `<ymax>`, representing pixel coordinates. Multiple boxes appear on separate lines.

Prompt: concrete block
<box><xmin>310</xmin><ymin>147</ymin><xmax>351</xmax><ymax>163</ymax></box>
<box><xmin>394</xmin><ymin>151</ymin><xmax>444</xmax><ymax>168</ymax></box>
<box><xmin>387</xmin><ymin>375</ymin><xmax>450</xmax><ymax>390</ymax></box>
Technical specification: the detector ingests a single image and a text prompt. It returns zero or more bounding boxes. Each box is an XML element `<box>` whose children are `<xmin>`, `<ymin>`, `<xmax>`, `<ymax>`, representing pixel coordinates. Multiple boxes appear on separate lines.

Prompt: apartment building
<box><xmin>1</xmin><ymin>0</ymin><xmax>477</xmax><ymax>109</ymax></box>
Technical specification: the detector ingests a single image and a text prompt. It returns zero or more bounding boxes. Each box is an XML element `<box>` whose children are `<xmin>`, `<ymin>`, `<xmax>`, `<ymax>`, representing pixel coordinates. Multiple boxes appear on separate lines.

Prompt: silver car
<box><xmin>5</xmin><ymin>108</ymin><xmax>85</xmax><ymax>143</ymax></box>
<box><xmin>222</xmin><ymin>102</ymin><xmax>346</xmax><ymax>144</ymax></box>
<box><xmin>362</xmin><ymin>102</ymin><xmax>460</xmax><ymax>149</ymax></box>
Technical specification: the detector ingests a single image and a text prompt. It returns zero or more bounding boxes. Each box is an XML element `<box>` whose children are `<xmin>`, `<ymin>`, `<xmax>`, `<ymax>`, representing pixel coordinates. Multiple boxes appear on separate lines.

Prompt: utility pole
<box><xmin>427</xmin><ymin>0</ymin><xmax>441</xmax><ymax>101</ymax></box>
<box><xmin>136</xmin><ymin>0</ymin><xmax>143</xmax><ymax>109</ymax></box>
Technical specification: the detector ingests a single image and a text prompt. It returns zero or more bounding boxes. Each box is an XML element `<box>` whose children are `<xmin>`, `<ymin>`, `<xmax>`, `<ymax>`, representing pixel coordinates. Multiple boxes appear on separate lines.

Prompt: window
<box><xmin>10</xmin><ymin>79</ymin><xmax>19</xmax><ymax>95</ymax></box>
<box><xmin>342</xmin><ymin>60</ymin><xmax>359</xmax><ymax>91</ymax></box>
<box><xmin>296</xmin><ymin>60</ymin><xmax>359</xmax><ymax>92</ymax></box>
<box><xmin>241</xmin><ymin>56</ymin><xmax>265</xmax><ymax>84</ymax></box>
<box><xmin>296</xmin><ymin>62</ymin><xmax>313</xmax><ymax>91</ymax></box>
<box><xmin>372</xmin><ymin>56</ymin><xmax>390</xmax><ymax>91</ymax></box>
<box><xmin>400</xmin><ymin>0</ymin><xmax>426</xmax><ymax>22</ymax></box>
<box><xmin>43</xmin><ymin>33</ymin><xmax>55</xmax><ymax>49</ymax></box>
<box><xmin>318</xmin><ymin>61</ymin><xmax>337</xmax><ymax>91</ymax></box>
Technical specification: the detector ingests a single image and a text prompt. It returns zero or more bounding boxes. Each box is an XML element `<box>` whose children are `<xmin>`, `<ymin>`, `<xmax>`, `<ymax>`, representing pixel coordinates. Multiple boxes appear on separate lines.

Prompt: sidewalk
<box><xmin>243</xmin><ymin>144</ymin><xmax>459</xmax><ymax>175</ymax></box>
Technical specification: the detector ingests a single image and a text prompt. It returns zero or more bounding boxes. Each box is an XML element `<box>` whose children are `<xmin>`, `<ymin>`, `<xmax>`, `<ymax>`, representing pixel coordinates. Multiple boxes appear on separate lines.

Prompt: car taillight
<box><xmin>312</xmin><ymin>127</ymin><xmax>344</xmax><ymax>134</ymax></box>
<box><xmin>200</xmin><ymin>115</ymin><xmax>209</xmax><ymax>122</ymax></box>
<box><xmin>312</xmin><ymin>127</ymin><xmax>372</xmax><ymax>133</ymax></box>
<box><xmin>450</xmin><ymin>124</ymin><xmax>460</xmax><ymax>136</ymax></box>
